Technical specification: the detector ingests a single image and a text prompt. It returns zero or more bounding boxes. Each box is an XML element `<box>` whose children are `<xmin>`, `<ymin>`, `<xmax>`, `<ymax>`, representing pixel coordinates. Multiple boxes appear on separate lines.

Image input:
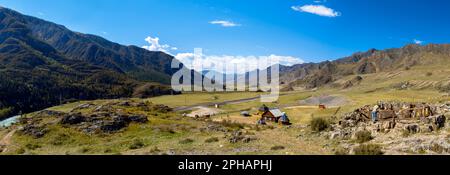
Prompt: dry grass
<box><xmin>2</xmin><ymin>63</ymin><xmax>449</xmax><ymax>155</ymax></box>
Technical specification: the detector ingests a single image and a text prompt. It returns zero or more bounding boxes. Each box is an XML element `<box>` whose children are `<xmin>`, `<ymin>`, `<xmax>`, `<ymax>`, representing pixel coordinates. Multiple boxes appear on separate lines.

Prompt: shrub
<box><xmin>270</xmin><ymin>146</ymin><xmax>285</xmax><ymax>151</ymax></box>
<box><xmin>0</xmin><ymin>107</ymin><xmax>14</xmax><ymax>120</ymax></box>
<box><xmin>155</xmin><ymin>125</ymin><xmax>176</xmax><ymax>134</ymax></box>
<box><xmin>431</xmin><ymin>143</ymin><xmax>445</xmax><ymax>154</ymax></box>
<box><xmin>25</xmin><ymin>143</ymin><xmax>41</xmax><ymax>150</ymax></box>
<box><xmin>205</xmin><ymin>137</ymin><xmax>219</xmax><ymax>143</ymax></box>
<box><xmin>129</xmin><ymin>139</ymin><xmax>145</xmax><ymax>149</ymax></box>
<box><xmin>426</xmin><ymin>72</ymin><xmax>433</xmax><ymax>77</ymax></box>
<box><xmin>310</xmin><ymin>118</ymin><xmax>330</xmax><ymax>132</ymax></box>
<box><xmin>79</xmin><ymin>147</ymin><xmax>91</xmax><ymax>153</ymax></box>
<box><xmin>354</xmin><ymin>144</ymin><xmax>384</xmax><ymax>155</ymax></box>
<box><xmin>104</xmin><ymin>148</ymin><xmax>113</xmax><ymax>153</ymax></box>
<box><xmin>401</xmin><ymin>129</ymin><xmax>411</xmax><ymax>137</ymax></box>
<box><xmin>179</xmin><ymin>138</ymin><xmax>194</xmax><ymax>144</ymax></box>
<box><xmin>354</xmin><ymin>130</ymin><xmax>373</xmax><ymax>143</ymax></box>
<box><xmin>334</xmin><ymin>148</ymin><xmax>348</xmax><ymax>155</ymax></box>
<box><xmin>217</xmin><ymin>120</ymin><xmax>245</xmax><ymax>130</ymax></box>
<box><xmin>16</xmin><ymin>148</ymin><xmax>26</xmax><ymax>155</ymax></box>
<box><xmin>149</xmin><ymin>147</ymin><xmax>161</xmax><ymax>153</ymax></box>
<box><xmin>50</xmin><ymin>133</ymin><xmax>72</xmax><ymax>146</ymax></box>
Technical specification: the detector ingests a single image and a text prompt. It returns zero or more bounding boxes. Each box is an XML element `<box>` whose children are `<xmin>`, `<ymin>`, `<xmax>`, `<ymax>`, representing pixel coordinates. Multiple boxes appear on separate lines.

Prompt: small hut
<box><xmin>279</xmin><ymin>112</ymin><xmax>291</xmax><ymax>125</ymax></box>
<box><xmin>319</xmin><ymin>104</ymin><xmax>327</xmax><ymax>110</ymax></box>
<box><xmin>258</xmin><ymin>104</ymin><xmax>270</xmax><ymax>114</ymax></box>
<box><xmin>262</xmin><ymin>109</ymin><xmax>284</xmax><ymax>122</ymax></box>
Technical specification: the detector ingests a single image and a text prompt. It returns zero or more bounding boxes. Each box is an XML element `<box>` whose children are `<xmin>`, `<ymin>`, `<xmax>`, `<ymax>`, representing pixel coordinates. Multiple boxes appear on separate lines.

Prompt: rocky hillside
<box><xmin>280</xmin><ymin>44</ymin><xmax>450</xmax><ymax>91</ymax></box>
<box><xmin>0</xmin><ymin>6</ymin><xmax>180</xmax><ymax>117</ymax></box>
<box><xmin>328</xmin><ymin>102</ymin><xmax>450</xmax><ymax>155</ymax></box>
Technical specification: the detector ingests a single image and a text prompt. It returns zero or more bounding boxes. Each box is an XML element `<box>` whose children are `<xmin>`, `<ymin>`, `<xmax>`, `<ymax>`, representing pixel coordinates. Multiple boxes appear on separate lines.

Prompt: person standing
<box><xmin>372</xmin><ymin>104</ymin><xmax>380</xmax><ymax>123</ymax></box>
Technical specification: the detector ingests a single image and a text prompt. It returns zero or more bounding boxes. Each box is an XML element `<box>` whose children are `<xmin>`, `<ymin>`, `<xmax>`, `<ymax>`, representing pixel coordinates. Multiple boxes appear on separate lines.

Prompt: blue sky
<box><xmin>1</xmin><ymin>0</ymin><xmax>450</xmax><ymax>64</ymax></box>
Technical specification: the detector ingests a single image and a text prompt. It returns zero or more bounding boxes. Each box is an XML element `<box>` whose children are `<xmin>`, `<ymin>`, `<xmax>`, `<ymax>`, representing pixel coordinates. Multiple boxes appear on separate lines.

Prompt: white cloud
<box><xmin>209</xmin><ymin>20</ymin><xmax>241</xmax><ymax>27</ymax></box>
<box><xmin>142</xmin><ymin>36</ymin><xmax>304</xmax><ymax>74</ymax></box>
<box><xmin>175</xmin><ymin>53</ymin><xmax>304</xmax><ymax>74</ymax></box>
<box><xmin>142</xmin><ymin>36</ymin><xmax>177</xmax><ymax>53</ymax></box>
<box><xmin>314</xmin><ymin>0</ymin><xmax>327</xmax><ymax>3</ymax></box>
<box><xmin>292</xmin><ymin>5</ymin><xmax>341</xmax><ymax>17</ymax></box>
<box><xmin>414</xmin><ymin>39</ymin><xmax>424</xmax><ymax>45</ymax></box>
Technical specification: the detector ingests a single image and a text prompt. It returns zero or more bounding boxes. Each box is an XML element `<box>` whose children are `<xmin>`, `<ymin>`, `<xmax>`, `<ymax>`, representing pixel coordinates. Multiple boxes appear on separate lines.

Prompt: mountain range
<box><xmin>0</xmin><ymin>6</ymin><xmax>180</xmax><ymax>118</ymax></box>
<box><xmin>279</xmin><ymin>44</ymin><xmax>450</xmax><ymax>90</ymax></box>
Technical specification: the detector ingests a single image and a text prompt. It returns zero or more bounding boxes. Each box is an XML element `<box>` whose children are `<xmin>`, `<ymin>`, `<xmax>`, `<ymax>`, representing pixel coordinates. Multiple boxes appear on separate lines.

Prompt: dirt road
<box><xmin>174</xmin><ymin>96</ymin><xmax>261</xmax><ymax>111</ymax></box>
<box><xmin>0</xmin><ymin>129</ymin><xmax>16</xmax><ymax>153</ymax></box>
<box><xmin>174</xmin><ymin>94</ymin><xmax>289</xmax><ymax>112</ymax></box>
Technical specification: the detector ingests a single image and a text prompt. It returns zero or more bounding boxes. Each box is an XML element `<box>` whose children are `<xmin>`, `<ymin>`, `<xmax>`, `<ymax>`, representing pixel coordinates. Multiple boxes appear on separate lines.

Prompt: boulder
<box><xmin>228</xmin><ymin>131</ymin><xmax>245</xmax><ymax>143</ymax></box>
<box><xmin>152</xmin><ymin>104</ymin><xmax>173</xmax><ymax>113</ymax></box>
<box><xmin>100</xmin><ymin>120</ymin><xmax>127</xmax><ymax>133</ymax></box>
<box><xmin>404</xmin><ymin>124</ymin><xmax>420</xmax><ymax>134</ymax></box>
<box><xmin>19</xmin><ymin>124</ymin><xmax>48</xmax><ymax>138</ymax></box>
<box><xmin>118</xmin><ymin>101</ymin><xmax>131</xmax><ymax>107</ymax></box>
<box><xmin>433</xmin><ymin>115</ymin><xmax>446</xmax><ymax>129</ymax></box>
<box><xmin>382</xmin><ymin>121</ymin><xmax>396</xmax><ymax>130</ymax></box>
<box><xmin>242</xmin><ymin>136</ymin><xmax>257</xmax><ymax>143</ymax></box>
<box><xmin>128</xmin><ymin>115</ymin><xmax>149</xmax><ymax>123</ymax></box>
<box><xmin>330</xmin><ymin>131</ymin><xmax>341</xmax><ymax>140</ymax></box>
<box><xmin>60</xmin><ymin>113</ymin><xmax>86</xmax><ymax>125</ymax></box>
<box><xmin>378</xmin><ymin>110</ymin><xmax>396</xmax><ymax>120</ymax></box>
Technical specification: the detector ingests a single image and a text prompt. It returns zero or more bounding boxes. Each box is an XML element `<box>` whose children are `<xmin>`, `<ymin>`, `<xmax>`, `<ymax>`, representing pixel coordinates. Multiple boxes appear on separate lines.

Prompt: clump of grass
<box><xmin>310</xmin><ymin>117</ymin><xmax>330</xmax><ymax>132</ymax></box>
<box><xmin>25</xmin><ymin>143</ymin><xmax>41</xmax><ymax>150</ymax></box>
<box><xmin>179</xmin><ymin>138</ymin><xmax>194</xmax><ymax>144</ymax></box>
<box><xmin>50</xmin><ymin>133</ymin><xmax>72</xmax><ymax>146</ymax></box>
<box><xmin>426</xmin><ymin>72</ymin><xmax>433</xmax><ymax>77</ymax></box>
<box><xmin>149</xmin><ymin>147</ymin><xmax>161</xmax><ymax>153</ymax></box>
<box><xmin>354</xmin><ymin>130</ymin><xmax>373</xmax><ymax>143</ymax></box>
<box><xmin>154</xmin><ymin>125</ymin><xmax>176</xmax><ymax>134</ymax></box>
<box><xmin>16</xmin><ymin>148</ymin><xmax>26</xmax><ymax>155</ymax></box>
<box><xmin>401</xmin><ymin>129</ymin><xmax>411</xmax><ymax>137</ymax></box>
<box><xmin>205</xmin><ymin>137</ymin><xmax>219</xmax><ymax>143</ymax></box>
<box><xmin>353</xmin><ymin>144</ymin><xmax>384</xmax><ymax>155</ymax></box>
<box><xmin>334</xmin><ymin>148</ymin><xmax>348</xmax><ymax>155</ymax></box>
<box><xmin>270</xmin><ymin>146</ymin><xmax>285</xmax><ymax>151</ymax></box>
<box><xmin>79</xmin><ymin>147</ymin><xmax>91</xmax><ymax>154</ymax></box>
<box><xmin>217</xmin><ymin>120</ymin><xmax>245</xmax><ymax>130</ymax></box>
<box><xmin>431</xmin><ymin>143</ymin><xmax>445</xmax><ymax>154</ymax></box>
<box><xmin>129</xmin><ymin>139</ymin><xmax>145</xmax><ymax>150</ymax></box>
<box><xmin>104</xmin><ymin>148</ymin><xmax>113</xmax><ymax>153</ymax></box>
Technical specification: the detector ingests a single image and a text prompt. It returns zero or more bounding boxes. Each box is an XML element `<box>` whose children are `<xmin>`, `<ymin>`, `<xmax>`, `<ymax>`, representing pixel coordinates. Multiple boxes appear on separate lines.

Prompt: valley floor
<box><xmin>1</xmin><ymin>64</ymin><xmax>449</xmax><ymax>155</ymax></box>
<box><xmin>0</xmin><ymin>87</ymin><xmax>448</xmax><ymax>155</ymax></box>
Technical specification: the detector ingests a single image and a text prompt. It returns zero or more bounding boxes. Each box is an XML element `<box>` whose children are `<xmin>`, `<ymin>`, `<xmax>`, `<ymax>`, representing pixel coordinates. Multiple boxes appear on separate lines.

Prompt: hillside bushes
<box><xmin>310</xmin><ymin>117</ymin><xmax>330</xmax><ymax>132</ymax></box>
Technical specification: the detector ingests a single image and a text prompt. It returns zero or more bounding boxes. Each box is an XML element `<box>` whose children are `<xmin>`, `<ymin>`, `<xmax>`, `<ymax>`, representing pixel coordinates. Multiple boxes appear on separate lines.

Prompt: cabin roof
<box><xmin>268</xmin><ymin>109</ymin><xmax>284</xmax><ymax>117</ymax></box>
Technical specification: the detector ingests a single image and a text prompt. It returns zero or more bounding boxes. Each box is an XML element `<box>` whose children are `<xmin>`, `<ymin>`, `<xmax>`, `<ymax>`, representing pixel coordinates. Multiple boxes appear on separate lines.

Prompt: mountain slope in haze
<box><xmin>1</xmin><ymin>6</ymin><xmax>175</xmax><ymax>84</ymax></box>
<box><xmin>280</xmin><ymin>44</ymin><xmax>450</xmax><ymax>91</ymax></box>
<box><xmin>0</xmin><ymin>6</ymin><xmax>177</xmax><ymax>119</ymax></box>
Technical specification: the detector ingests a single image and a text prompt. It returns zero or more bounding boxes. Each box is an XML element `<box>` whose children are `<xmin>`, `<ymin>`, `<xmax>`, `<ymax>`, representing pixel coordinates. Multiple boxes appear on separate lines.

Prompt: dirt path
<box><xmin>298</xmin><ymin>95</ymin><xmax>349</xmax><ymax>106</ymax></box>
<box><xmin>174</xmin><ymin>96</ymin><xmax>262</xmax><ymax>111</ymax></box>
<box><xmin>186</xmin><ymin>107</ymin><xmax>223</xmax><ymax>117</ymax></box>
<box><xmin>174</xmin><ymin>94</ymin><xmax>289</xmax><ymax>112</ymax></box>
<box><xmin>0</xmin><ymin>129</ymin><xmax>16</xmax><ymax>153</ymax></box>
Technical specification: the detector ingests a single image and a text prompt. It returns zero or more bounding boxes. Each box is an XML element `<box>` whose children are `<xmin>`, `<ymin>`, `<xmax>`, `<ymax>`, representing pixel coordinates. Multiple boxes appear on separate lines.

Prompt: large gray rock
<box><xmin>404</xmin><ymin>124</ymin><xmax>420</xmax><ymax>134</ymax></box>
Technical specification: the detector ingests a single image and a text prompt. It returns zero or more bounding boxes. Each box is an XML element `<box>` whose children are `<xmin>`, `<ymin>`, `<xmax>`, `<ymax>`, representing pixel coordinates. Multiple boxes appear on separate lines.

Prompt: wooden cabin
<box><xmin>262</xmin><ymin>109</ymin><xmax>284</xmax><ymax>122</ymax></box>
